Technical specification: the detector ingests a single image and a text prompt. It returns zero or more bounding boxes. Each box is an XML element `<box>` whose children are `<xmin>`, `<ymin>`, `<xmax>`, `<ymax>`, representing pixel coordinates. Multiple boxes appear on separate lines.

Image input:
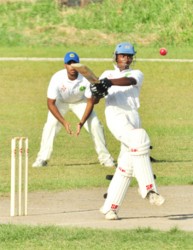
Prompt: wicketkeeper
<box><xmin>77</xmin><ymin>42</ymin><xmax>165</xmax><ymax>220</ymax></box>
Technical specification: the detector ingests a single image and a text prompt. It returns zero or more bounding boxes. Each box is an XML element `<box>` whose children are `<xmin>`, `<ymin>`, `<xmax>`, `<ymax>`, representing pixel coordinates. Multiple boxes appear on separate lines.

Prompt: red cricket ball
<box><xmin>160</xmin><ymin>48</ymin><xmax>167</xmax><ymax>56</ymax></box>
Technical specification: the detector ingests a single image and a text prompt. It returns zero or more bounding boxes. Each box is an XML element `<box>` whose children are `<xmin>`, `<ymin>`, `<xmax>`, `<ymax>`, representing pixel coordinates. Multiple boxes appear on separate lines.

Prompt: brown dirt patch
<box><xmin>1</xmin><ymin>186</ymin><xmax>193</xmax><ymax>231</ymax></box>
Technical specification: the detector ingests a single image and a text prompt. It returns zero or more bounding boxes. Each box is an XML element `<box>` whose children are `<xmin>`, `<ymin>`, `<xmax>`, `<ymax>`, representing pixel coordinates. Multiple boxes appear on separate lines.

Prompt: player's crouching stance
<box><xmin>32</xmin><ymin>51</ymin><xmax>115</xmax><ymax>168</ymax></box>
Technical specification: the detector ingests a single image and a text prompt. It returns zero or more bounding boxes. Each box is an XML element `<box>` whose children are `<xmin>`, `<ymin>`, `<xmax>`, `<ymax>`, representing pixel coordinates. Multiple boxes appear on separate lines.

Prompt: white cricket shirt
<box><xmin>99</xmin><ymin>65</ymin><xmax>144</xmax><ymax>109</ymax></box>
<box><xmin>47</xmin><ymin>69</ymin><xmax>90</xmax><ymax>103</ymax></box>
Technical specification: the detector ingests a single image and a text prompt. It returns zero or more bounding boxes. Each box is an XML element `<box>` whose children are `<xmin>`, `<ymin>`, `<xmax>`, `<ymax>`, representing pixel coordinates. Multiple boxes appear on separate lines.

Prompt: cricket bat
<box><xmin>71</xmin><ymin>63</ymin><xmax>99</xmax><ymax>84</ymax></box>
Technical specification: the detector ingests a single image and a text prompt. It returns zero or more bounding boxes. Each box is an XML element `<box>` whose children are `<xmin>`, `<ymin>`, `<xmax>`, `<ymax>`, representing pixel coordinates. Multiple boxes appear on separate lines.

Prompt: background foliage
<box><xmin>0</xmin><ymin>0</ymin><xmax>193</xmax><ymax>47</ymax></box>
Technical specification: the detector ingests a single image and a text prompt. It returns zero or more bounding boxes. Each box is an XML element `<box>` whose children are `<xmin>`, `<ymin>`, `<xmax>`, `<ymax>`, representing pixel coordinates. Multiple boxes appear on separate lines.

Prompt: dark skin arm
<box><xmin>76</xmin><ymin>97</ymin><xmax>100</xmax><ymax>136</ymax></box>
<box><xmin>110</xmin><ymin>77</ymin><xmax>137</xmax><ymax>86</ymax></box>
<box><xmin>76</xmin><ymin>77</ymin><xmax>136</xmax><ymax>136</ymax></box>
<box><xmin>47</xmin><ymin>98</ymin><xmax>73</xmax><ymax>134</ymax></box>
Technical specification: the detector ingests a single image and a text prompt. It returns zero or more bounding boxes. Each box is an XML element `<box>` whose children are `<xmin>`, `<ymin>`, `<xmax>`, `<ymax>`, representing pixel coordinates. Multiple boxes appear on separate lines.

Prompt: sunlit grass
<box><xmin>1</xmin><ymin>224</ymin><xmax>193</xmax><ymax>250</ymax></box>
<box><xmin>0</xmin><ymin>57</ymin><xmax>193</xmax><ymax>195</ymax></box>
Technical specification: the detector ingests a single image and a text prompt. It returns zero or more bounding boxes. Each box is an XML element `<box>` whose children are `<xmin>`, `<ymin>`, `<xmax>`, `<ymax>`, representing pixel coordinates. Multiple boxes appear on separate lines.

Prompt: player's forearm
<box><xmin>110</xmin><ymin>77</ymin><xmax>136</xmax><ymax>86</ymax></box>
<box><xmin>47</xmin><ymin>98</ymin><xmax>66</xmax><ymax>125</ymax></box>
<box><xmin>79</xmin><ymin>98</ymin><xmax>95</xmax><ymax>126</ymax></box>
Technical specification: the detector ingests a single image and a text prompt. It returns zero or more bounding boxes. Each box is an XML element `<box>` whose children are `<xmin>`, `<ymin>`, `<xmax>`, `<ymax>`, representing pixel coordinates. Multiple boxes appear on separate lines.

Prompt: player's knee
<box><xmin>129</xmin><ymin>128</ymin><xmax>150</xmax><ymax>155</ymax></box>
<box><xmin>117</xmin><ymin>152</ymin><xmax>133</xmax><ymax>177</ymax></box>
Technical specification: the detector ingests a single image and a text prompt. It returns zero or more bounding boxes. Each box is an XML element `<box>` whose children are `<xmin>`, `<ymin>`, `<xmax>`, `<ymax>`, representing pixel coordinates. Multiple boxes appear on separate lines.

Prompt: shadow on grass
<box><xmin>50</xmin><ymin>162</ymin><xmax>99</xmax><ymax>167</ymax></box>
<box><xmin>151</xmin><ymin>159</ymin><xmax>193</xmax><ymax>163</ymax></box>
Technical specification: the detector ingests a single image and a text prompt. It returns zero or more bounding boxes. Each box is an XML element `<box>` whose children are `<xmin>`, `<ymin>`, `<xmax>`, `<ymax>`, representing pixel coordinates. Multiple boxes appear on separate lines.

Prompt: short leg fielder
<box><xmin>100</xmin><ymin>128</ymin><xmax>165</xmax><ymax>220</ymax></box>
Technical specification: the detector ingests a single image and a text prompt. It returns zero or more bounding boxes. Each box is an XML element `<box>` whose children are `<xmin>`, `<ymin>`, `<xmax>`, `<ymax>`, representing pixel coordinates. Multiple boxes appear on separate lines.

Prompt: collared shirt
<box><xmin>47</xmin><ymin>69</ymin><xmax>90</xmax><ymax>103</ymax></box>
<box><xmin>99</xmin><ymin>65</ymin><xmax>143</xmax><ymax>109</ymax></box>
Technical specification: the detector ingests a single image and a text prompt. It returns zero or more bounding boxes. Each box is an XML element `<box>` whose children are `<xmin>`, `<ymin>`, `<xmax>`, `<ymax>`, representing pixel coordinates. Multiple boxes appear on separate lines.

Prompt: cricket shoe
<box><xmin>99</xmin><ymin>206</ymin><xmax>105</xmax><ymax>214</ymax></box>
<box><xmin>100</xmin><ymin>207</ymin><xmax>119</xmax><ymax>220</ymax></box>
<box><xmin>147</xmin><ymin>191</ymin><xmax>165</xmax><ymax>206</ymax></box>
<box><xmin>105</xmin><ymin>210</ymin><xmax>119</xmax><ymax>220</ymax></box>
<box><xmin>32</xmin><ymin>159</ymin><xmax>47</xmax><ymax>167</ymax></box>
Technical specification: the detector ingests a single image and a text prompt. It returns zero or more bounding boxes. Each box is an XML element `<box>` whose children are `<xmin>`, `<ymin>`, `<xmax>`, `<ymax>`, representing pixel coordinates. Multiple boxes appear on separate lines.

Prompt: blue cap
<box><xmin>64</xmin><ymin>52</ymin><xmax>79</xmax><ymax>64</ymax></box>
<box><xmin>115</xmin><ymin>42</ymin><xmax>136</xmax><ymax>55</ymax></box>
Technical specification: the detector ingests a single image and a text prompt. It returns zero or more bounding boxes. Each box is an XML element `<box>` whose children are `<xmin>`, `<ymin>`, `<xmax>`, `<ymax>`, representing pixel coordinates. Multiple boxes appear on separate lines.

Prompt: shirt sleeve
<box><xmin>125</xmin><ymin>70</ymin><xmax>144</xmax><ymax>87</ymax></box>
<box><xmin>47</xmin><ymin>75</ymin><xmax>58</xmax><ymax>99</ymax></box>
<box><xmin>99</xmin><ymin>71</ymin><xmax>109</xmax><ymax>80</ymax></box>
<box><xmin>84</xmin><ymin>81</ymin><xmax>92</xmax><ymax>98</ymax></box>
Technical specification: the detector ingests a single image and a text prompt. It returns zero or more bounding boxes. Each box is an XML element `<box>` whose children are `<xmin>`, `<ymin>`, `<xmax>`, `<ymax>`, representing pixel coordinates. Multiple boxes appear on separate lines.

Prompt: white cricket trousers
<box><xmin>36</xmin><ymin>100</ymin><xmax>112</xmax><ymax>164</ymax></box>
<box><xmin>105</xmin><ymin>105</ymin><xmax>141</xmax><ymax>140</ymax></box>
<box><xmin>105</xmin><ymin>105</ymin><xmax>141</xmax><ymax>164</ymax></box>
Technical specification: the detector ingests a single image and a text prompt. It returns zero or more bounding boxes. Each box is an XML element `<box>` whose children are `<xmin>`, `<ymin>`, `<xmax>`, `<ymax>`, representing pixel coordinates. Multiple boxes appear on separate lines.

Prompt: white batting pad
<box><xmin>133</xmin><ymin>155</ymin><xmax>158</xmax><ymax>198</ymax></box>
<box><xmin>101</xmin><ymin>167</ymin><xmax>131</xmax><ymax>214</ymax></box>
<box><xmin>117</xmin><ymin>151</ymin><xmax>133</xmax><ymax>177</ymax></box>
<box><xmin>129</xmin><ymin>128</ymin><xmax>158</xmax><ymax>198</ymax></box>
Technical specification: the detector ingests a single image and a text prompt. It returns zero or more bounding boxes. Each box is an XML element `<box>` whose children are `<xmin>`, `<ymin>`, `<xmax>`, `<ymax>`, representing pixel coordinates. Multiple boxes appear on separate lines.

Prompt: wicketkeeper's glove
<box><xmin>90</xmin><ymin>78</ymin><xmax>112</xmax><ymax>98</ymax></box>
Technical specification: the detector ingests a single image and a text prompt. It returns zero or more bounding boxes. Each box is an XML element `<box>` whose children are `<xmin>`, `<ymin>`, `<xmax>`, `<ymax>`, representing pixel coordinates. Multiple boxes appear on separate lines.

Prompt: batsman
<box><xmin>77</xmin><ymin>42</ymin><xmax>165</xmax><ymax>220</ymax></box>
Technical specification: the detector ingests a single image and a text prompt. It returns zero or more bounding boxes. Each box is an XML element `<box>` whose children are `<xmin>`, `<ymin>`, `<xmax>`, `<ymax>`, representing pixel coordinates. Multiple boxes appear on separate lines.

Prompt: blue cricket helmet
<box><xmin>114</xmin><ymin>42</ymin><xmax>136</xmax><ymax>55</ymax></box>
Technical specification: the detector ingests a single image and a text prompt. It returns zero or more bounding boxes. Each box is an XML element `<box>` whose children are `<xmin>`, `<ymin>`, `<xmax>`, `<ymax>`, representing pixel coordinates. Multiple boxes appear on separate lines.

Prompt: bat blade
<box><xmin>71</xmin><ymin>63</ymin><xmax>98</xmax><ymax>84</ymax></box>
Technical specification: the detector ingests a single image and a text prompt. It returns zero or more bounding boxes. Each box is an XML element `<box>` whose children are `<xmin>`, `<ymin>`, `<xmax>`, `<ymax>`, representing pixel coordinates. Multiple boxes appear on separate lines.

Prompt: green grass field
<box><xmin>1</xmin><ymin>225</ymin><xmax>193</xmax><ymax>250</ymax></box>
<box><xmin>1</xmin><ymin>50</ymin><xmax>193</xmax><ymax>195</ymax></box>
<box><xmin>1</xmin><ymin>0</ymin><xmax>193</xmax><ymax>249</ymax></box>
<box><xmin>1</xmin><ymin>48</ymin><xmax>193</xmax><ymax>249</ymax></box>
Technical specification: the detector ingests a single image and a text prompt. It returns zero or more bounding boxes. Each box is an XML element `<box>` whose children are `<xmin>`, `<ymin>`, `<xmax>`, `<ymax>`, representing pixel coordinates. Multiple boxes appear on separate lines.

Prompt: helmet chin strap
<box><xmin>118</xmin><ymin>62</ymin><xmax>130</xmax><ymax>71</ymax></box>
<box><xmin>122</xmin><ymin>57</ymin><xmax>136</xmax><ymax>70</ymax></box>
<box><xmin>123</xmin><ymin>63</ymin><xmax>129</xmax><ymax>70</ymax></box>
